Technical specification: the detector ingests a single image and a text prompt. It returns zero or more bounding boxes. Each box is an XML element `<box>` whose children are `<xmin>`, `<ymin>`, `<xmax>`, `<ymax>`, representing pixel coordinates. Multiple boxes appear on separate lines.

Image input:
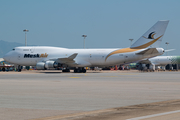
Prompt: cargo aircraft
<box><xmin>138</xmin><ymin>55</ymin><xmax>180</xmax><ymax>71</ymax></box>
<box><xmin>3</xmin><ymin>20</ymin><xmax>169</xmax><ymax>73</ymax></box>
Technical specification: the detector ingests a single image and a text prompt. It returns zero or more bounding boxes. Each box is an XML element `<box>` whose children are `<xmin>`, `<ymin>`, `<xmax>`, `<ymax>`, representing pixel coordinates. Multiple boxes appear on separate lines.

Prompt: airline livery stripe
<box><xmin>105</xmin><ymin>35</ymin><xmax>163</xmax><ymax>61</ymax></box>
<box><xmin>105</xmin><ymin>48</ymin><xmax>141</xmax><ymax>61</ymax></box>
<box><xmin>131</xmin><ymin>35</ymin><xmax>163</xmax><ymax>49</ymax></box>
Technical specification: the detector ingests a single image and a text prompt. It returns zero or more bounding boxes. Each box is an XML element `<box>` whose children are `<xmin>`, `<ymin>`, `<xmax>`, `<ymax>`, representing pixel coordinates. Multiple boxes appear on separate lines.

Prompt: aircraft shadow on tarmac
<box><xmin>38</xmin><ymin>71</ymin><xmax>101</xmax><ymax>74</ymax></box>
<box><xmin>38</xmin><ymin>71</ymin><xmax>62</xmax><ymax>74</ymax></box>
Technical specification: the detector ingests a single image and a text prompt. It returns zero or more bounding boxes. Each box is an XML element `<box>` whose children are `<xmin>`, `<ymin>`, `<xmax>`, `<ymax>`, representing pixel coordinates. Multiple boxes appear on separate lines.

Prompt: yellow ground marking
<box><xmin>69</xmin><ymin>77</ymin><xmax>81</xmax><ymax>78</ymax></box>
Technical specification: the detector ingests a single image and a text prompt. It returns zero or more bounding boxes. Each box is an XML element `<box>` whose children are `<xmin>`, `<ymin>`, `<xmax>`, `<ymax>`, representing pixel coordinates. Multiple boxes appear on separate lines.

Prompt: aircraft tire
<box><xmin>63</xmin><ymin>69</ymin><xmax>70</xmax><ymax>72</ymax></box>
<box><xmin>82</xmin><ymin>69</ymin><xmax>86</xmax><ymax>73</ymax></box>
<box><xmin>74</xmin><ymin>68</ymin><xmax>86</xmax><ymax>73</ymax></box>
<box><xmin>17</xmin><ymin>65</ymin><xmax>21</xmax><ymax>72</ymax></box>
<box><xmin>77</xmin><ymin>69</ymin><xmax>81</xmax><ymax>73</ymax></box>
<box><xmin>2</xmin><ymin>68</ymin><xmax>5</xmax><ymax>72</ymax></box>
<box><xmin>74</xmin><ymin>69</ymin><xmax>78</xmax><ymax>73</ymax></box>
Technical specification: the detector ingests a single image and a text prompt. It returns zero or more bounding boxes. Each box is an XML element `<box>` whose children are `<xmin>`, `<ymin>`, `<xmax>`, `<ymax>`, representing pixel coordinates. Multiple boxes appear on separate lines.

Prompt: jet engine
<box><xmin>36</xmin><ymin>62</ymin><xmax>46</xmax><ymax>70</ymax></box>
<box><xmin>45</xmin><ymin>61</ymin><xmax>58</xmax><ymax>68</ymax></box>
<box><xmin>156</xmin><ymin>48</ymin><xmax>165</xmax><ymax>55</ymax></box>
<box><xmin>36</xmin><ymin>61</ymin><xmax>58</xmax><ymax>70</ymax></box>
<box><xmin>149</xmin><ymin>64</ymin><xmax>155</xmax><ymax>71</ymax></box>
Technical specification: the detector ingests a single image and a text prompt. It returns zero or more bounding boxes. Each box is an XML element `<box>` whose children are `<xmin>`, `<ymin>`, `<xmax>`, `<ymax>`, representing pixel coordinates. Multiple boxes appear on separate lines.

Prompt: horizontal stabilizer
<box><xmin>136</xmin><ymin>48</ymin><xmax>158</xmax><ymax>55</ymax></box>
<box><xmin>164</xmin><ymin>49</ymin><xmax>175</xmax><ymax>52</ymax></box>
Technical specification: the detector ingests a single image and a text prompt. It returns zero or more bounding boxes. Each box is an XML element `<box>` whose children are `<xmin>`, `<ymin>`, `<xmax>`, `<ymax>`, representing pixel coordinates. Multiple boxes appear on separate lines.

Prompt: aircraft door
<box><xmin>89</xmin><ymin>53</ymin><xmax>105</xmax><ymax>65</ymax></box>
<box><xmin>124</xmin><ymin>53</ymin><xmax>135</xmax><ymax>64</ymax></box>
<box><xmin>124</xmin><ymin>55</ymin><xmax>128</xmax><ymax>64</ymax></box>
<box><xmin>30</xmin><ymin>47</ymin><xmax>34</xmax><ymax>53</ymax></box>
<box><xmin>118</xmin><ymin>54</ymin><xmax>125</xmax><ymax>63</ymax></box>
<box><xmin>18</xmin><ymin>54</ymin><xmax>21</xmax><ymax>60</ymax></box>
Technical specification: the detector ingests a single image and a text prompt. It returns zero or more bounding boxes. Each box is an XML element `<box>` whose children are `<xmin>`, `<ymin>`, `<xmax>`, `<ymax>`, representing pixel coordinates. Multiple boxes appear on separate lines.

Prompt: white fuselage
<box><xmin>3</xmin><ymin>46</ymin><xmax>164</xmax><ymax>67</ymax></box>
<box><xmin>149</xmin><ymin>56</ymin><xmax>180</xmax><ymax>66</ymax></box>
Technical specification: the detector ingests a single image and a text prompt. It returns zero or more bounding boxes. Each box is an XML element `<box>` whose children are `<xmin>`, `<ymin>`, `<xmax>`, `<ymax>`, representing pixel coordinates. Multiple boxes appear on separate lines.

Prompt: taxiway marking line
<box><xmin>127</xmin><ymin>110</ymin><xmax>180</xmax><ymax>120</ymax></box>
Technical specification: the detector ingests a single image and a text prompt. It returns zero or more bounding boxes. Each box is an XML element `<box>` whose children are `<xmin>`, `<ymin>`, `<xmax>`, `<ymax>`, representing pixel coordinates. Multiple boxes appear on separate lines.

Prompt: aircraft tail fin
<box><xmin>130</xmin><ymin>20</ymin><xmax>169</xmax><ymax>49</ymax></box>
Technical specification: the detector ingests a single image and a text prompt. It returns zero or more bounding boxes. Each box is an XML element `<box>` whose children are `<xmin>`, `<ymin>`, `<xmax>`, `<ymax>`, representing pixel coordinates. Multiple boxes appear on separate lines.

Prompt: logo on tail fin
<box><xmin>148</xmin><ymin>32</ymin><xmax>156</xmax><ymax>39</ymax></box>
<box><xmin>143</xmin><ymin>32</ymin><xmax>156</xmax><ymax>39</ymax></box>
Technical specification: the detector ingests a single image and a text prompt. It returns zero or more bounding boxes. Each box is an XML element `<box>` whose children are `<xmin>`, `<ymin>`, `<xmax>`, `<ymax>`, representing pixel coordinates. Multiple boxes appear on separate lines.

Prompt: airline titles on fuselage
<box><xmin>24</xmin><ymin>53</ymin><xmax>48</xmax><ymax>58</ymax></box>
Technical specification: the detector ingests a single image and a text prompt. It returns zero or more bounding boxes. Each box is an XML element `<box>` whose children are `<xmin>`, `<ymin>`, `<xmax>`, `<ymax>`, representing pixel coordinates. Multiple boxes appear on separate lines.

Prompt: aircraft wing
<box><xmin>138</xmin><ymin>59</ymin><xmax>151</xmax><ymax>64</ymax></box>
<box><xmin>138</xmin><ymin>58</ymin><xmax>159</xmax><ymax>65</ymax></box>
<box><xmin>136</xmin><ymin>48</ymin><xmax>159</xmax><ymax>55</ymax></box>
<box><xmin>50</xmin><ymin>53</ymin><xmax>91</xmax><ymax>67</ymax></box>
<box><xmin>57</xmin><ymin>53</ymin><xmax>78</xmax><ymax>63</ymax></box>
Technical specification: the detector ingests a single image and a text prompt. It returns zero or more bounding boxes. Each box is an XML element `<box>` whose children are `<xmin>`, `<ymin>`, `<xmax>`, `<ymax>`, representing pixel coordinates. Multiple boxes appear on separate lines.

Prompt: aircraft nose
<box><xmin>3</xmin><ymin>52</ymin><xmax>11</xmax><ymax>62</ymax></box>
<box><xmin>3</xmin><ymin>54</ymin><xmax>8</xmax><ymax>61</ymax></box>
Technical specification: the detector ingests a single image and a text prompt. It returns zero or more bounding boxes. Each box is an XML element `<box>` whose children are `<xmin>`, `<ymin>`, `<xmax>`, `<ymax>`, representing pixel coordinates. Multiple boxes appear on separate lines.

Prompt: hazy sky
<box><xmin>0</xmin><ymin>0</ymin><xmax>180</xmax><ymax>55</ymax></box>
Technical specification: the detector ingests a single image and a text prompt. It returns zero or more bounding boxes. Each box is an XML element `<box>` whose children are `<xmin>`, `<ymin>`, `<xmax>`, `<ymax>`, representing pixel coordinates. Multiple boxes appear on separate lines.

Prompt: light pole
<box><xmin>129</xmin><ymin>39</ymin><xmax>133</xmax><ymax>46</ymax></box>
<box><xmin>82</xmin><ymin>35</ymin><xmax>87</xmax><ymax>49</ymax></box>
<box><xmin>165</xmin><ymin>42</ymin><xmax>169</xmax><ymax>55</ymax></box>
<box><xmin>23</xmin><ymin>29</ymin><xmax>29</xmax><ymax>46</ymax></box>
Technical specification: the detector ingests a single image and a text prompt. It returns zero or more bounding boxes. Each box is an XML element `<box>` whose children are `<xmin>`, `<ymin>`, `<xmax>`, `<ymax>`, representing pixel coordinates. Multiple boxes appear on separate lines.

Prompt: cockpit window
<box><xmin>12</xmin><ymin>48</ymin><xmax>15</xmax><ymax>50</ymax></box>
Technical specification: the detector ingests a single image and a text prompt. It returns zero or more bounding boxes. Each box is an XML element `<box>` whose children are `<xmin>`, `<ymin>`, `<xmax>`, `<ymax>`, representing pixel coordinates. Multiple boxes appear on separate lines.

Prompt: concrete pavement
<box><xmin>0</xmin><ymin>70</ymin><xmax>180</xmax><ymax>120</ymax></box>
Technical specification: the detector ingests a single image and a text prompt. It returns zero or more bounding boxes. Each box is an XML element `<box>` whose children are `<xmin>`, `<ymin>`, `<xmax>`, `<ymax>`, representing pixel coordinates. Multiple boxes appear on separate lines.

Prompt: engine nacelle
<box><xmin>36</xmin><ymin>61</ymin><xmax>58</xmax><ymax>70</ymax></box>
<box><xmin>36</xmin><ymin>62</ymin><xmax>45</xmax><ymax>70</ymax></box>
<box><xmin>45</xmin><ymin>61</ymin><xmax>57</xmax><ymax>69</ymax></box>
<box><xmin>156</xmin><ymin>48</ymin><xmax>165</xmax><ymax>55</ymax></box>
<box><xmin>149</xmin><ymin>64</ymin><xmax>155</xmax><ymax>71</ymax></box>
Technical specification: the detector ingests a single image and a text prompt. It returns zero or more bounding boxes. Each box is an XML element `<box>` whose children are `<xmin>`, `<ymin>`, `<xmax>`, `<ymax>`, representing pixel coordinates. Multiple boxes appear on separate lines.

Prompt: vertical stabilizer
<box><xmin>130</xmin><ymin>20</ymin><xmax>169</xmax><ymax>49</ymax></box>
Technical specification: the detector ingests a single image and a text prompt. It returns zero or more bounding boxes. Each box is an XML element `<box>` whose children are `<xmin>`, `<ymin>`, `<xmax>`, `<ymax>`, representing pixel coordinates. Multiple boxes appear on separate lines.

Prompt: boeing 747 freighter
<box><xmin>3</xmin><ymin>21</ymin><xmax>169</xmax><ymax>73</ymax></box>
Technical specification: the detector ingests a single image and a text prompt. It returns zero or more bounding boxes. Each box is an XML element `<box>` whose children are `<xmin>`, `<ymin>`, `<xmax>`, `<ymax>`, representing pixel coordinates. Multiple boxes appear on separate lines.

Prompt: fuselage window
<box><xmin>12</xmin><ymin>48</ymin><xmax>15</xmax><ymax>51</ymax></box>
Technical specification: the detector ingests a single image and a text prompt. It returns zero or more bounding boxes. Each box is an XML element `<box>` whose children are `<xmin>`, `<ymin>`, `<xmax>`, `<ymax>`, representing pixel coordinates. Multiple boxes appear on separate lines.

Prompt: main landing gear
<box><xmin>18</xmin><ymin>65</ymin><xmax>22</xmax><ymax>72</ymax></box>
<box><xmin>2</xmin><ymin>68</ymin><xmax>5</xmax><ymax>71</ymax></box>
<box><xmin>61</xmin><ymin>67</ymin><xmax>86</xmax><ymax>73</ymax></box>
<box><xmin>62</xmin><ymin>68</ymin><xmax>70</xmax><ymax>72</ymax></box>
<box><xmin>74</xmin><ymin>67</ymin><xmax>86</xmax><ymax>73</ymax></box>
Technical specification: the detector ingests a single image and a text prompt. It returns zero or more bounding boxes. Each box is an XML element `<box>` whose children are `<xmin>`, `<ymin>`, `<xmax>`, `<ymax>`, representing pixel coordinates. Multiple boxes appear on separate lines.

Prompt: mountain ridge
<box><xmin>0</xmin><ymin>40</ymin><xmax>24</xmax><ymax>58</ymax></box>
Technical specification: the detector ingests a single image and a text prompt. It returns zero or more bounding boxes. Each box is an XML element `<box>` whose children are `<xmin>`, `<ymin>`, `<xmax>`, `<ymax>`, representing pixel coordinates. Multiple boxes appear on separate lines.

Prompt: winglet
<box><xmin>68</xmin><ymin>53</ymin><xmax>78</xmax><ymax>60</ymax></box>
